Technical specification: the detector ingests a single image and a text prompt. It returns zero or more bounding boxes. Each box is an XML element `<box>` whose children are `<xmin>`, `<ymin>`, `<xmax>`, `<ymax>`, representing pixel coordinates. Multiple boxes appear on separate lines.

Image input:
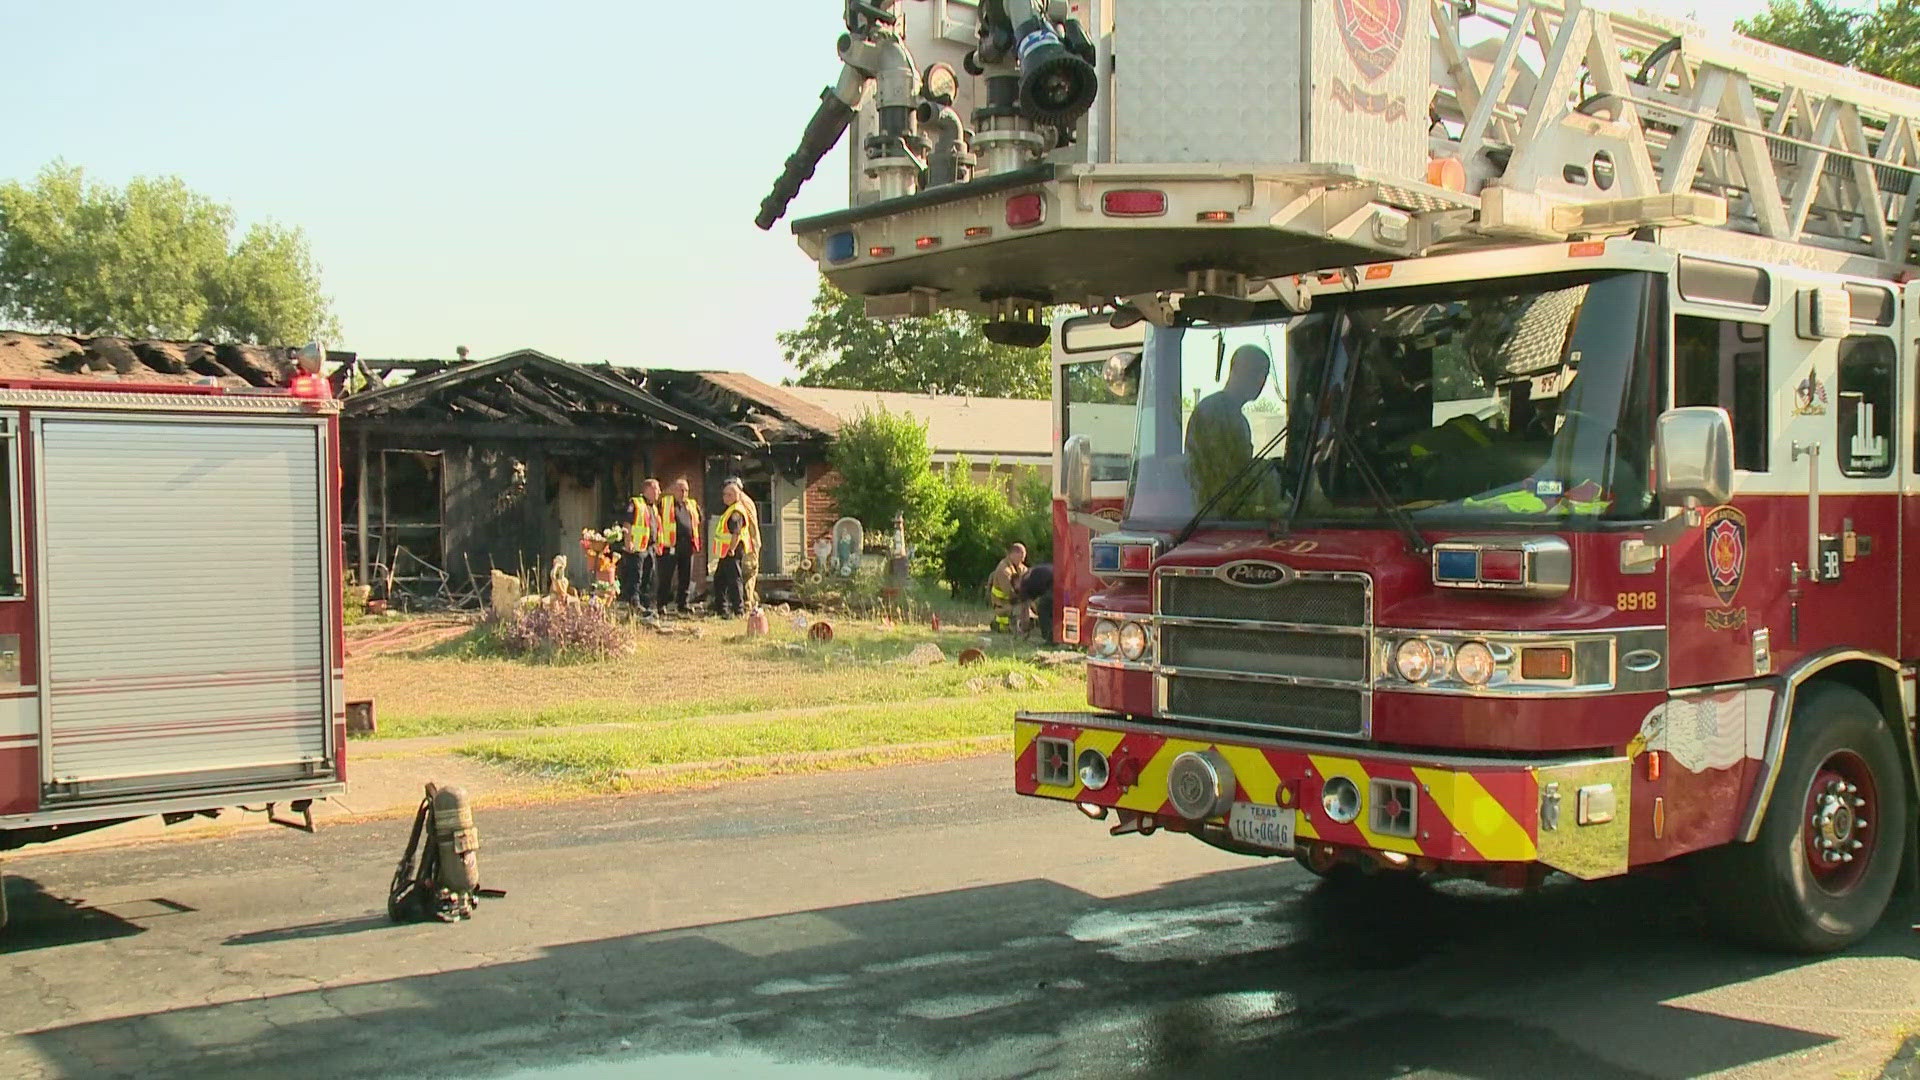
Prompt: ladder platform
<box><xmin>793</xmin><ymin>163</ymin><xmax>1477</xmax><ymax>314</ymax></box>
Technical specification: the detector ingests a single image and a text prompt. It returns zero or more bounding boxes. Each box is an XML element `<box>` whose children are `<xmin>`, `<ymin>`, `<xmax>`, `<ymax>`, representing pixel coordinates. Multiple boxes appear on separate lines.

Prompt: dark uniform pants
<box><xmin>658</xmin><ymin>541</ymin><xmax>696</xmax><ymax>612</ymax></box>
<box><xmin>712</xmin><ymin>554</ymin><xmax>743</xmax><ymax>617</ymax></box>
<box><xmin>620</xmin><ymin>550</ymin><xmax>656</xmax><ymax>609</ymax></box>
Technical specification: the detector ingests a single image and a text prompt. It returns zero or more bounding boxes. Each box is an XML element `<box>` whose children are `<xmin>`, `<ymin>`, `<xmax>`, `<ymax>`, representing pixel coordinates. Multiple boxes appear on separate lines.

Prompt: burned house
<box><xmin>336</xmin><ymin>349</ymin><xmax>838</xmax><ymax>600</ymax></box>
<box><xmin>0</xmin><ymin>331</ymin><xmax>308</xmax><ymax>387</ymax></box>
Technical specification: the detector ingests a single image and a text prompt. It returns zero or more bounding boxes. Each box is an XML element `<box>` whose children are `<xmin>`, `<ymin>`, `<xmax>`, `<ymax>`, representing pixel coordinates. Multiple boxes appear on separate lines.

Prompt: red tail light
<box><xmin>290</xmin><ymin>373</ymin><xmax>330</xmax><ymax>399</ymax></box>
<box><xmin>1102</xmin><ymin>189</ymin><xmax>1167</xmax><ymax>217</ymax></box>
<box><xmin>1006</xmin><ymin>193</ymin><xmax>1045</xmax><ymax>229</ymax></box>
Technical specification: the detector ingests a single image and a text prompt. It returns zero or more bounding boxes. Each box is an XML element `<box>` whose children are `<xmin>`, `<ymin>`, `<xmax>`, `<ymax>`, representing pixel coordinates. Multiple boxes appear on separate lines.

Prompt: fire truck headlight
<box><xmin>1090</xmin><ymin>619</ymin><xmax>1120</xmax><ymax>658</ymax></box>
<box><xmin>1077</xmin><ymin>747</ymin><xmax>1110</xmax><ymax>790</ymax></box>
<box><xmin>1393</xmin><ymin>638</ymin><xmax>1434</xmax><ymax>682</ymax></box>
<box><xmin>1321</xmin><ymin>775</ymin><xmax>1362</xmax><ymax>824</ymax></box>
<box><xmin>1118</xmin><ymin>621</ymin><xmax>1149</xmax><ymax>661</ymax></box>
<box><xmin>1455</xmin><ymin>641</ymin><xmax>1496</xmax><ymax>686</ymax></box>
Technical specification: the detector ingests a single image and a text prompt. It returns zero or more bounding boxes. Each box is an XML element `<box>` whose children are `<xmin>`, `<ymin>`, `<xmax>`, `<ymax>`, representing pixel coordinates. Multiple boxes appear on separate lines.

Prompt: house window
<box><xmin>744</xmin><ymin>479</ymin><xmax>775</xmax><ymax>528</ymax></box>
<box><xmin>1675</xmin><ymin>316</ymin><xmax>1769</xmax><ymax>472</ymax></box>
<box><xmin>1838</xmin><ymin>336</ymin><xmax>1894</xmax><ymax>477</ymax></box>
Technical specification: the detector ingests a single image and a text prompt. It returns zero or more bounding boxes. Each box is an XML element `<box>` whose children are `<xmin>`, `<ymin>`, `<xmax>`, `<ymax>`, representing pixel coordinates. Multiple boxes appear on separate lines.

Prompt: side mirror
<box><xmin>1103</xmin><ymin>350</ymin><xmax>1140</xmax><ymax>398</ymax></box>
<box><xmin>1062</xmin><ymin>434</ymin><xmax>1094</xmax><ymax>512</ymax></box>
<box><xmin>1655</xmin><ymin>406</ymin><xmax>1733</xmax><ymax>508</ymax></box>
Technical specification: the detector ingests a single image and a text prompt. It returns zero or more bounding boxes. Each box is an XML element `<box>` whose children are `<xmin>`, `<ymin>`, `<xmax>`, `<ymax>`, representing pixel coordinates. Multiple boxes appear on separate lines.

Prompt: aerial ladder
<box><xmin>757</xmin><ymin>0</ymin><xmax>1920</xmax><ymax>339</ymax></box>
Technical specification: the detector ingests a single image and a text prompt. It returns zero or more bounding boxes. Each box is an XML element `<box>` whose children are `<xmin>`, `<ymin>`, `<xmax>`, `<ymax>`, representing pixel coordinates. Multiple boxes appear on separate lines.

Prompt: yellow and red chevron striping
<box><xmin>1015</xmin><ymin>717</ymin><xmax>1540</xmax><ymax>864</ymax></box>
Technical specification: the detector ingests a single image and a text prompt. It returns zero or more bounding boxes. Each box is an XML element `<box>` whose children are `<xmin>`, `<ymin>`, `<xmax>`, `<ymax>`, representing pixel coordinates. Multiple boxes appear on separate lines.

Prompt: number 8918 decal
<box><xmin>1615</xmin><ymin>590</ymin><xmax>1658</xmax><ymax>612</ymax></box>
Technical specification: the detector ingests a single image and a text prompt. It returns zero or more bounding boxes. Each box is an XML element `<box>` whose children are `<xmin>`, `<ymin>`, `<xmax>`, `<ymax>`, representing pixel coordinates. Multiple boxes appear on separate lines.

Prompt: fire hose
<box><xmin>388</xmin><ymin>783</ymin><xmax>504</xmax><ymax>923</ymax></box>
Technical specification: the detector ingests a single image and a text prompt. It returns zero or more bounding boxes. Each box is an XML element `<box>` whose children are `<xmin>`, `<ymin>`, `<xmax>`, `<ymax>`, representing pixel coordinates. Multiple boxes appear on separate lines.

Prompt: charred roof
<box><xmin>0</xmin><ymin>331</ymin><xmax>306</xmax><ymax>387</ymax></box>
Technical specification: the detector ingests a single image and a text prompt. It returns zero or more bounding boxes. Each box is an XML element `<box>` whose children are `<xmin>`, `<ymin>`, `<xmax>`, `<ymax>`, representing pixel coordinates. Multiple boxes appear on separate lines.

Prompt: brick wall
<box><xmin>645</xmin><ymin>441</ymin><xmax>706</xmax><ymax>497</ymax></box>
<box><xmin>805</xmin><ymin>463</ymin><xmax>841</xmax><ymax>546</ymax></box>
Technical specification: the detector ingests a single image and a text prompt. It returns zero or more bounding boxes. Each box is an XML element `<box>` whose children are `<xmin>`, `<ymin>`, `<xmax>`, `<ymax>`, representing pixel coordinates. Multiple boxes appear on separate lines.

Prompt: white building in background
<box><xmin>785</xmin><ymin>387</ymin><xmax>1053</xmax><ymax>486</ymax></box>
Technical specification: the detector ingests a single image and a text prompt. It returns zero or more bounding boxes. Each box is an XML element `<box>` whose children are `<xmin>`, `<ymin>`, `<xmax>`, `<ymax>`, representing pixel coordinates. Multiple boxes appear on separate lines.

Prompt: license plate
<box><xmin>1227</xmin><ymin>803</ymin><xmax>1297</xmax><ymax>851</ymax></box>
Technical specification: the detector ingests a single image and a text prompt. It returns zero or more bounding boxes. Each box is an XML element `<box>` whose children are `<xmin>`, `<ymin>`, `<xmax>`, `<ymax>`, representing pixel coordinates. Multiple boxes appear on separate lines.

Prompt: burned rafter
<box><xmin>447</xmin><ymin>394</ymin><xmax>514</xmax><ymax>421</ymax></box>
<box><xmin>343</xmin><ymin>352</ymin><xmax>771</xmax><ymax>453</ymax></box>
<box><xmin>505</xmin><ymin>370</ymin><xmax>585</xmax><ymax>418</ymax></box>
<box><xmin>491</xmin><ymin>380</ymin><xmax>576</xmax><ymax>427</ymax></box>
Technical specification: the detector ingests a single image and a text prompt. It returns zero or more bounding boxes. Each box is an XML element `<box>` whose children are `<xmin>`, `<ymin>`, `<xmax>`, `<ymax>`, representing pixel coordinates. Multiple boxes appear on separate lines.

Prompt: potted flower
<box><xmin>579</xmin><ymin>528</ymin><xmax>608</xmax><ymax>557</ymax></box>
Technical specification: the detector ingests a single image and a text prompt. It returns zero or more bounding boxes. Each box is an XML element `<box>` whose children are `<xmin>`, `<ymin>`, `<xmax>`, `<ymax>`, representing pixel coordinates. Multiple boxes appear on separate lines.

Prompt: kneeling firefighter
<box><xmin>388</xmin><ymin>783</ymin><xmax>504</xmax><ymax>922</ymax></box>
<box><xmin>988</xmin><ymin>543</ymin><xmax>1028</xmax><ymax>633</ymax></box>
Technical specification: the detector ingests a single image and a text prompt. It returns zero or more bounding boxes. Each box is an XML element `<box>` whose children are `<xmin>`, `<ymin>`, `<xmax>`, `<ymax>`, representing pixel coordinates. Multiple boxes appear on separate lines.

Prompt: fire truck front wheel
<box><xmin>1696</xmin><ymin>683</ymin><xmax>1908</xmax><ymax>954</ymax></box>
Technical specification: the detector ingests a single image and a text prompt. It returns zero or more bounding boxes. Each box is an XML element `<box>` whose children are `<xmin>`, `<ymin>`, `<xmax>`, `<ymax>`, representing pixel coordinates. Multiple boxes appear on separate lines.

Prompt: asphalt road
<box><xmin>0</xmin><ymin>757</ymin><xmax>1915</xmax><ymax>1080</ymax></box>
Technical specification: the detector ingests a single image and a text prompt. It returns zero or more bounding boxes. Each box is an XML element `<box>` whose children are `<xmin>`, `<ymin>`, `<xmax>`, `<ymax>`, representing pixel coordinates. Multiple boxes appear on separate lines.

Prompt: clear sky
<box><xmin>0</xmin><ymin>0</ymin><xmax>1776</xmax><ymax>383</ymax></box>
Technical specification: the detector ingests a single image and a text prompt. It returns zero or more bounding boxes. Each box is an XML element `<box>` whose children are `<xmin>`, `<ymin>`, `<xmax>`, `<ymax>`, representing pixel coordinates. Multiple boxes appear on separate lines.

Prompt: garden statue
<box><xmin>489</xmin><ymin>570</ymin><xmax>523</xmax><ymax>617</ymax></box>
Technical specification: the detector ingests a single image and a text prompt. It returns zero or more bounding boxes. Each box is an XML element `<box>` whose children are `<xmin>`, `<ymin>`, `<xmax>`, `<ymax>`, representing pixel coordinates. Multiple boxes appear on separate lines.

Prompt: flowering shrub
<box><xmin>491</xmin><ymin>599</ymin><xmax>630</xmax><ymax>660</ymax></box>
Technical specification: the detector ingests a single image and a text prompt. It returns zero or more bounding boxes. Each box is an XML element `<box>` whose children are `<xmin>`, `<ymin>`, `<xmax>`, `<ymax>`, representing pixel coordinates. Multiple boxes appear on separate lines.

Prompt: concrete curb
<box><xmin>1</xmin><ymin>736</ymin><xmax>1010</xmax><ymax>860</ymax></box>
<box><xmin>1884</xmin><ymin>1035</ymin><xmax>1920</xmax><ymax>1080</ymax></box>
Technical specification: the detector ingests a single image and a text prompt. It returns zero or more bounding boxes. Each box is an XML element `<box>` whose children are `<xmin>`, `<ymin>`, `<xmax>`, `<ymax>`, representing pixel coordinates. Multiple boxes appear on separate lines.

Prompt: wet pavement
<box><xmin>0</xmin><ymin>756</ymin><xmax>1914</xmax><ymax>1080</ymax></box>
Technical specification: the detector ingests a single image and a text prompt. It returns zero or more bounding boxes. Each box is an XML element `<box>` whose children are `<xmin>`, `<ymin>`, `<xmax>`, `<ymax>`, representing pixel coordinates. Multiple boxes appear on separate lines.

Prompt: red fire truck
<box><xmin>0</xmin><ymin>370</ymin><xmax>346</xmax><ymax>910</ymax></box>
<box><xmin>763</xmin><ymin>1</ymin><xmax>1920</xmax><ymax>950</ymax></box>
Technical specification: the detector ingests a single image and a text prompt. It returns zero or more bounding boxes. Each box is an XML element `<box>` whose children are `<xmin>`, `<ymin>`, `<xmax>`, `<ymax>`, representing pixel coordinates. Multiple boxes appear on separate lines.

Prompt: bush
<box><xmin>343</xmin><ymin>579</ymin><xmax>370</xmax><ymax>625</ymax></box>
<box><xmin>828</xmin><ymin>407</ymin><xmax>950</xmax><ymax>556</ymax></box>
<box><xmin>1004</xmin><ymin>466</ymin><xmax>1054</xmax><ymax>564</ymax></box>
<box><xmin>939</xmin><ymin>459</ymin><xmax>1017</xmax><ymax>599</ymax></box>
<box><xmin>490</xmin><ymin>600</ymin><xmax>630</xmax><ymax>661</ymax></box>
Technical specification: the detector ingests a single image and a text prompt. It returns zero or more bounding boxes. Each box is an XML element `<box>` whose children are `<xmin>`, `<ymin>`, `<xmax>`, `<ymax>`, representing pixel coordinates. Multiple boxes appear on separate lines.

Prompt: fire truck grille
<box><xmin>1160</xmin><ymin>624</ymin><xmax>1368</xmax><ymax>682</ymax></box>
<box><xmin>1164</xmin><ymin>676</ymin><xmax>1368</xmax><ymax>738</ymax></box>
<box><xmin>1158</xmin><ymin>576</ymin><xmax>1367</xmax><ymax>626</ymax></box>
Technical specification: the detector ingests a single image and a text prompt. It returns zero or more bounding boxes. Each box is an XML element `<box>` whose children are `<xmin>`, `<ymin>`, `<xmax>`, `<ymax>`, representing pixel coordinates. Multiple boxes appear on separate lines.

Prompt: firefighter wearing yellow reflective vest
<box><xmin>988</xmin><ymin>543</ymin><xmax>1028</xmax><ymax>633</ymax></box>
<box><xmin>724</xmin><ymin>475</ymin><xmax>763</xmax><ymax>610</ymax></box>
<box><xmin>711</xmin><ymin>480</ymin><xmax>755</xmax><ymax>618</ymax></box>
<box><xmin>656</xmin><ymin>478</ymin><xmax>702</xmax><ymax>616</ymax></box>
<box><xmin>1404</xmin><ymin>412</ymin><xmax>1497</xmax><ymax>462</ymax></box>
<box><xmin>620</xmin><ymin>478</ymin><xmax>663</xmax><ymax>613</ymax></box>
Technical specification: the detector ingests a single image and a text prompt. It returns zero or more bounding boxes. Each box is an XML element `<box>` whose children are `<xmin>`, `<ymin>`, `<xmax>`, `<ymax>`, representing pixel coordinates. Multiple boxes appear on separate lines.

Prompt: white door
<box><xmin>38</xmin><ymin>417</ymin><xmax>332</xmax><ymax>798</ymax></box>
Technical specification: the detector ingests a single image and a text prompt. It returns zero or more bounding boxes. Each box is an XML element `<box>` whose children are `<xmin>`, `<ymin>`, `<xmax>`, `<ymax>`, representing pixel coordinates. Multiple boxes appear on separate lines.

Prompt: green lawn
<box><xmin>458</xmin><ymin>687</ymin><xmax>1082</xmax><ymax>789</ymax></box>
<box><xmin>343</xmin><ymin>614</ymin><xmax>1082</xmax><ymax>772</ymax></box>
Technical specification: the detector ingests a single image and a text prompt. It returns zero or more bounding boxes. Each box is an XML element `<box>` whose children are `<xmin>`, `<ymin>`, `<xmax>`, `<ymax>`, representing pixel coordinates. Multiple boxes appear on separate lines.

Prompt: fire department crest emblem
<box><xmin>1703</xmin><ymin>505</ymin><xmax>1747</xmax><ymax>605</ymax></box>
<box><xmin>1793</xmin><ymin>371</ymin><xmax>1829</xmax><ymax>416</ymax></box>
<box><xmin>1336</xmin><ymin>0</ymin><xmax>1406</xmax><ymax>82</ymax></box>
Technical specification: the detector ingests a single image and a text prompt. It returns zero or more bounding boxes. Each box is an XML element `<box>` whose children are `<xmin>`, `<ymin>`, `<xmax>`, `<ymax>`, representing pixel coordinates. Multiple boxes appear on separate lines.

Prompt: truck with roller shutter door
<box><xmin>0</xmin><ymin>373</ymin><xmax>345</xmax><ymax>914</ymax></box>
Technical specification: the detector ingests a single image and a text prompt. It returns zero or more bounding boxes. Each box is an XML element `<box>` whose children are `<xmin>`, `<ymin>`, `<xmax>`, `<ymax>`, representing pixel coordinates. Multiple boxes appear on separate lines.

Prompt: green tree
<box><xmin>778</xmin><ymin>279</ymin><xmax>1048</xmax><ymax>398</ymax></box>
<box><xmin>1003</xmin><ymin>466</ymin><xmax>1055</xmax><ymax>563</ymax></box>
<box><xmin>1737</xmin><ymin>1</ymin><xmax>1863</xmax><ymax>67</ymax></box>
<box><xmin>0</xmin><ymin>161</ymin><xmax>338</xmax><ymax>345</ymax></box>
<box><xmin>206</xmin><ymin>221</ymin><xmax>336</xmax><ymax>347</ymax></box>
<box><xmin>827</xmin><ymin>406</ymin><xmax>951</xmax><ymax>556</ymax></box>
<box><xmin>1738</xmin><ymin>1</ymin><xmax>1920</xmax><ymax>85</ymax></box>
<box><xmin>937</xmin><ymin>457</ymin><xmax>1018</xmax><ymax>599</ymax></box>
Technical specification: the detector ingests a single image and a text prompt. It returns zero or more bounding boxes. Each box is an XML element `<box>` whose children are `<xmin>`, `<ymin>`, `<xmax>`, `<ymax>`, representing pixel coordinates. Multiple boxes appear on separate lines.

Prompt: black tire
<box><xmin>1695</xmin><ymin>683</ymin><xmax>1909</xmax><ymax>953</ymax></box>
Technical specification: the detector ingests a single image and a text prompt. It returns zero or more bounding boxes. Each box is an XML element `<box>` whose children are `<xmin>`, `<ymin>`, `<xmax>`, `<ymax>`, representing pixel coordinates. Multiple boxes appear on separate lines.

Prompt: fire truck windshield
<box><xmin>1126</xmin><ymin>270</ymin><xmax>1659</xmax><ymax>530</ymax></box>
